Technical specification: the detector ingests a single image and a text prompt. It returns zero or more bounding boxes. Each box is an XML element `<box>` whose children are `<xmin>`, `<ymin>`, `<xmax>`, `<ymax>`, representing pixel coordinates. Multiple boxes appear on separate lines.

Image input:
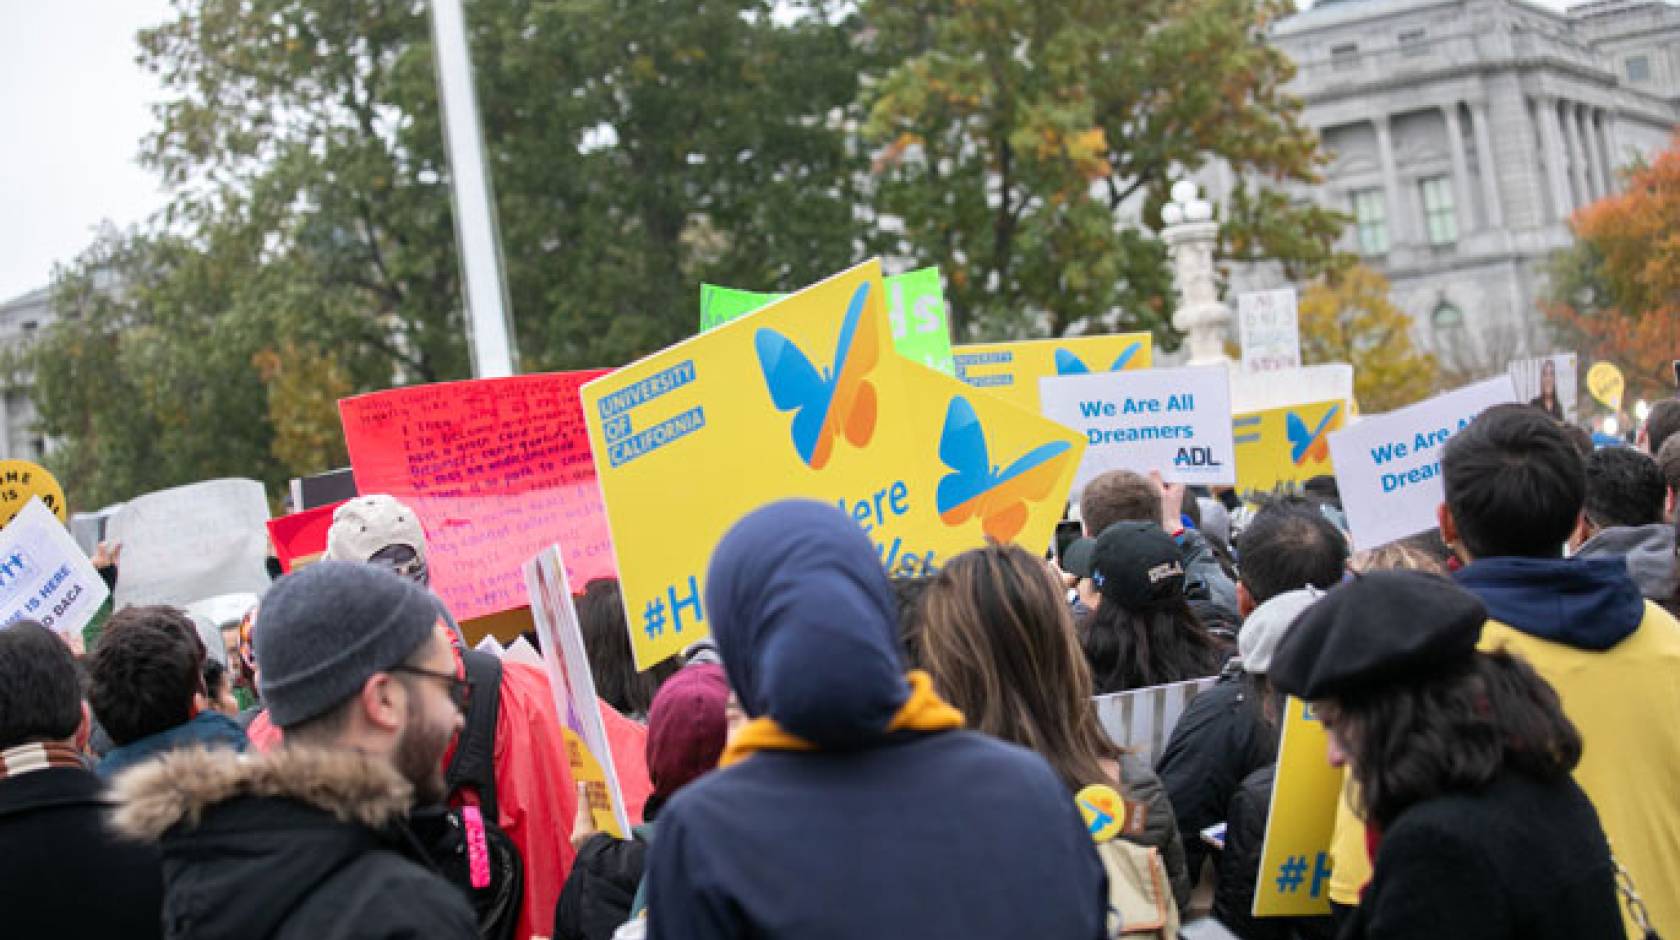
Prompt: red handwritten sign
<box><xmin>338</xmin><ymin>373</ymin><xmax>615</xmax><ymax>621</ymax></box>
<box><xmin>266</xmin><ymin>500</ymin><xmax>346</xmax><ymax>573</ymax></box>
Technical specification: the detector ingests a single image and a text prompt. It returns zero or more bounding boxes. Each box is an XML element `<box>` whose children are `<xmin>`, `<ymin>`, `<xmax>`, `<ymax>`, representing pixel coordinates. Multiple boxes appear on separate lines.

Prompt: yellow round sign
<box><xmin>1587</xmin><ymin>362</ymin><xmax>1625</xmax><ymax>411</ymax></box>
<box><xmin>1076</xmin><ymin>784</ymin><xmax>1127</xmax><ymax>843</ymax></box>
<box><xmin>0</xmin><ymin>460</ymin><xmax>66</xmax><ymax>529</ymax></box>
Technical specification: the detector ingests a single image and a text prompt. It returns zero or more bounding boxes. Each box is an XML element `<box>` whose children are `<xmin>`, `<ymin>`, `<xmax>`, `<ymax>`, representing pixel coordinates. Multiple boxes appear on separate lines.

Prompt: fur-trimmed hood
<box><xmin>105</xmin><ymin>746</ymin><xmax>463</xmax><ymax>940</ymax></box>
<box><xmin>111</xmin><ymin>745</ymin><xmax>414</xmax><ymax>843</ymax></box>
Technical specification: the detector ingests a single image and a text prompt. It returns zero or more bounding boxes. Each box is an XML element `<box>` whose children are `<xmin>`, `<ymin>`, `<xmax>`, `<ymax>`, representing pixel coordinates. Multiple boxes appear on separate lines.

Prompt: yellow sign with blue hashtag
<box><xmin>952</xmin><ymin>334</ymin><xmax>1153</xmax><ymax>414</ymax></box>
<box><xmin>582</xmin><ymin>259</ymin><xmax>1087</xmax><ymax>670</ymax></box>
<box><xmin>1232</xmin><ymin>399</ymin><xmax>1348</xmax><ymax>500</ymax></box>
<box><xmin>1253</xmin><ymin>697</ymin><xmax>1342</xmax><ymax>918</ymax></box>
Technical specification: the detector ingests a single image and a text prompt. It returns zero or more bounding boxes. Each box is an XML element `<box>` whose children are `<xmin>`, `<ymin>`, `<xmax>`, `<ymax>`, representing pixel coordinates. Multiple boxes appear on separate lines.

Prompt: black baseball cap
<box><xmin>1062</xmin><ymin>538</ymin><xmax>1098</xmax><ymax>579</ymax></box>
<box><xmin>1090</xmin><ymin>521</ymin><xmax>1185</xmax><ymax>610</ymax></box>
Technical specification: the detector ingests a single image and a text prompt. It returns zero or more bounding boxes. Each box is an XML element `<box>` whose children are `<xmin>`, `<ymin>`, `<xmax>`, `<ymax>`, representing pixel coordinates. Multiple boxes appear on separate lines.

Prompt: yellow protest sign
<box><xmin>1232</xmin><ymin>400</ymin><xmax>1347</xmax><ymax>499</ymax></box>
<box><xmin>1587</xmin><ymin>361</ymin><xmax>1624</xmax><ymax>411</ymax></box>
<box><xmin>0</xmin><ymin>460</ymin><xmax>66</xmax><ymax>529</ymax></box>
<box><xmin>1253</xmin><ymin>697</ymin><xmax>1342</xmax><ymax>918</ymax></box>
<box><xmin>583</xmin><ymin>259</ymin><xmax>1085</xmax><ymax>669</ymax></box>
<box><xmin>953</xmin><ymin>334</ymin><xmax>1153</xmax><ymax>413</ymax></box>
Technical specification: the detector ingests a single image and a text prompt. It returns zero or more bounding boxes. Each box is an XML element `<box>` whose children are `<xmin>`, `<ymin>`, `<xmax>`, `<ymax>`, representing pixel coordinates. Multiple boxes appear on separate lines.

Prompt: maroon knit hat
<box><xmin>646</xmin><ymin>663</ymin><xmax>730</xmax><ymax>799</ymax></box>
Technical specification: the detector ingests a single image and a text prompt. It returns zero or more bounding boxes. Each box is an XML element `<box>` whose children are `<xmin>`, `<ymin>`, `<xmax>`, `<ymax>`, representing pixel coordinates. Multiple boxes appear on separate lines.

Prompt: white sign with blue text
<box><xmin>0</xmin><ymin>497</ymin><xmax>110</xmax><ymax>637</ymax></box>
<box><xmin>1328</xmin><ymin>376</ymin><xmax>1517</xmax><ymax>551</ymax></box>
<box><xmin>1040</xmin><ymin>365</ymin><xmax>1237</xmax><ymax>490</ymax></box>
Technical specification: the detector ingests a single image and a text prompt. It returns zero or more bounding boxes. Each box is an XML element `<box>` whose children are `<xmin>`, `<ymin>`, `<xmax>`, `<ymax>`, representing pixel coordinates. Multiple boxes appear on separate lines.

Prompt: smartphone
<box><xmin>1052</xmin><ymin>519</ymin><xmax>1082</xmax><ymax>563</ymax></box>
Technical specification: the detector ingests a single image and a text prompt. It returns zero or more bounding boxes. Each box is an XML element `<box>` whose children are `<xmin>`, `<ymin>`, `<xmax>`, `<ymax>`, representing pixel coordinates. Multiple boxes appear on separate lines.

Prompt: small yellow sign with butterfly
<box><xmin>953</xmin><ymin>334</ymin><xmax>1154</xmax><ymax>414</ymax></box>
<box><xmin>582</xmin><ymin>259</ymin><xmax>1086</xmax><ymax>670</ymax></box>
<box><xmin>1232</xmin><ymin>399</ymin><xmax>1348</xmax><ymax>500</ymax></box>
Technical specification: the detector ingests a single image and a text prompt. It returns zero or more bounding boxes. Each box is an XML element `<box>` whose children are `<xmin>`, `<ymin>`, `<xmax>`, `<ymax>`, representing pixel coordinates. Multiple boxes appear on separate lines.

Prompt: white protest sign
<box><xmin>107</xmin><ymin>478</ymin><xmax>272</xmax><ymax>609</ymax></box>
<box><xmin>1238</xmin><ymin>289</ymin><xmax>1302</xmax><ymax>373</ymax></box>
<box><xmin>0</xmin><ymin>498</ymin><xmax>110</xmax><ymax>637</ymax></box>
<box><xmin>525</xmin><ymin>544</ymin><xmax>632</xmax><ymax>838</ymax></box>
<box><xmin>1041</xmin><ymin>365</ymin><xmax>1237</xmax><ymax>489</ymax></box>
<box><xmin>1231</xmin><ymin>363</ymin><xmax>1354</xmax><ymax>415</ymax></box>
<box><xmin>1328</xmin><ymin>376</ymin><xmax>1517</xmax><ymax>551</ymax></box>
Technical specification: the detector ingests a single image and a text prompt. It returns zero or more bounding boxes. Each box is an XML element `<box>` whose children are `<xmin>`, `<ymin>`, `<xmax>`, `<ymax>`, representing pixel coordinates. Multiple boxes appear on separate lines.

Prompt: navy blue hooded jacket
<box><xmin>645</xmin><ymin>500</ymin><xmax>1106</xmax><ymax>940</ymax></box>
<box><xmin>1454</xmin><ymin>555</ymin><xmax>1645</xmax><ymax>651</ymax></box>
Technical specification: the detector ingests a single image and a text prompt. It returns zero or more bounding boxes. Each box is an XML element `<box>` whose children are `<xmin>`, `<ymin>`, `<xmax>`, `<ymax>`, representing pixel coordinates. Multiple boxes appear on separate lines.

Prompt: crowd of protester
<box><xmin>2</xmin><ymin>398</ymin><xmax>1678</xmax><ymax>939</ymax></box>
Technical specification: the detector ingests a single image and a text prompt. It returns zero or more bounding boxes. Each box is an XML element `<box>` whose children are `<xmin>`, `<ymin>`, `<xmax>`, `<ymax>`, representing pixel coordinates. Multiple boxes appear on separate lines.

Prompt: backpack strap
<box><xmin>446</xmin><ymin>649</ymin><xmax>504</xmax><ymax>820</ymax></box>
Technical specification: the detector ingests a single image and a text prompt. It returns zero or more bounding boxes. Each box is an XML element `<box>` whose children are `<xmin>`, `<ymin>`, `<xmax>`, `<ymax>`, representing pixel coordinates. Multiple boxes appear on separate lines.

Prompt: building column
<box><xmin>1442</xmin><ymin>103</ymin><xmax>1477</xmax><ymax>232</ymax></box>
<box><xmin>1468</xmin><ymin>100</ymin><xmax>1505</xmax><ymax>228</ymax></box>
<box><xmin>1375</xmin><ymin>114</ymin><xmax>1410</xmax><ymax>247</ymax></box>
<box><xmin>1535</xmin><ymin>95</ymin><xmax>1573</xmax><ymax>221</ymax></box>
<box><xmin>1594</xmin><ymin>109</ymin><xmax>1618</xmax><ymax>195</ymax></box>
<box><xmin>1565</xmin><ymin>102</ymin><xmax>1592</xmax><ymax>203</ymax></box>
<box><xmin>1579</xmin><ymin>106</ymin><xmax>1606</xmax><ymax>198</ymax></box>
<box><xmin>1585</xmin><ymin>109</ymin><xmax>1612</xmax><ymax>196</ymax></box>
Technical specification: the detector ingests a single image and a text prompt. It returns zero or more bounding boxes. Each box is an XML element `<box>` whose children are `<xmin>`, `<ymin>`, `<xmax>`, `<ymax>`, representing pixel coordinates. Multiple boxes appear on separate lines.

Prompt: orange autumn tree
<box><xmin>1543</xmin><ymin>131</ymin><xmax>1680</xmax><ymax>404</ymax></box>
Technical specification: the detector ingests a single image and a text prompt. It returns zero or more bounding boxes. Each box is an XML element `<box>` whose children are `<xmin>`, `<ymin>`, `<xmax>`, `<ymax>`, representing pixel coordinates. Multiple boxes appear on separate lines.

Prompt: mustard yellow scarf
<box><xmin>719</xmin><ymin>670</ymin><xmax>965</xmax><ymax>768</ymax></box>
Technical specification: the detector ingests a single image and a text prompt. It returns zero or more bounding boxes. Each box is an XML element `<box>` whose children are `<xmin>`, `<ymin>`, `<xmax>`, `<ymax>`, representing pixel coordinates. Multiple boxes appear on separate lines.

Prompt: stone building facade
<box><xmin>1231</xmin><ymin>0</ymin><xmax>1678</xmax><ymax>371</ymax></box>
<box><xmin>0</xmin><ymin>287</ymin><xmax>55</xmax><ymax>461</ymax></box>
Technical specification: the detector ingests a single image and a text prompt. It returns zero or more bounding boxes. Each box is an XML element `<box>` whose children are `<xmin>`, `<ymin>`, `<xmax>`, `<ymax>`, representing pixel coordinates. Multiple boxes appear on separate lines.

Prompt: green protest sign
<box><xmin>698</xmin><ymin>267</ymin><xmax>955</xmax><ymax>374</ymax></box>
<box><xmin>699</xmin><ymin>285</ymin><xmax>783</xmax><ymax>332</ymax></box>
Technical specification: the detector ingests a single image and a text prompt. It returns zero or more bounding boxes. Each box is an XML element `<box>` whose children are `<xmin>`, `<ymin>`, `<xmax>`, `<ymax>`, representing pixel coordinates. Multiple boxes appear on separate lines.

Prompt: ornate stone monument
<box><xmin>1161</xmin><ymin>181</ymin><xmax>1231</xmax><ymax>365</ymax></box>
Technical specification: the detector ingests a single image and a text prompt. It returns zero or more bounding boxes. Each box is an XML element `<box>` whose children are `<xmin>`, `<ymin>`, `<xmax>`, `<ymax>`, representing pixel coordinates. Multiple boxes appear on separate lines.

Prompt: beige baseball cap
<box><xmin>324</xmin><ymin>494</ymin><xmax>427</xmax><ymax>564</ymax></box>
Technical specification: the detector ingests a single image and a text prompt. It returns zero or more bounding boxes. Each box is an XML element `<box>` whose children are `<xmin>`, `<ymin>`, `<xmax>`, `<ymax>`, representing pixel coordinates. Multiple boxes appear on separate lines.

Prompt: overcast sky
<box><xmin>0</xmin><ymin>0</ymin><xmax>1594</xmax><ymax>303</ymax></box>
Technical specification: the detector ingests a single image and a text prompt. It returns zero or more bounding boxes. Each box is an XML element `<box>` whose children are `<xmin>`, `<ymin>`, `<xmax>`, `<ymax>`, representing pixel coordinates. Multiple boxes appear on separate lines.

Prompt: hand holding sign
<box><xmin>569</xmin><ymin>780</ymin><xmax>601</xmax><ymax>850</ymax></box>
<box><xmin>0</xmin><ymin>498</ymin><xmax>110</xmax><ymax>638</ymax></box>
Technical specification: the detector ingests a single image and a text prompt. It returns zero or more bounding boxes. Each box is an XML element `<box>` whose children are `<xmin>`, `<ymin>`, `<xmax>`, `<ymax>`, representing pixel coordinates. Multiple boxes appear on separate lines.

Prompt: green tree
<box><xmin>860</xmin><ymin>0</ymin><xmax>1347</xmax><ymax>344</ymax></box>
<box><xmin>1298</xmin><ymin>264</ymin><xmax>1438</xmax><ymax>412</ymax></box>
<box><xmin>28</xmin><ymin>0</ymin><xmax>868</xmax><ymax>503</ymax></box>
<box><xmin>20</xmin><ymin>229</ymin><xmax>282</xmax><ymax>511</ymax></box>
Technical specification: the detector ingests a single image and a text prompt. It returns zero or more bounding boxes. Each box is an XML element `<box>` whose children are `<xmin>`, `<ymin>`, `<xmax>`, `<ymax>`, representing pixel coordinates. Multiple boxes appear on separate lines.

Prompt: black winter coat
<box><xmin>1213</xmin><ymin>765</ymin><xmax>1333</xmax><ymax>940</ymax></box>
<box><xmin>110</xmin><ymin>745</ymin><xmax>478</xmax><ymax>940</ymax></box>
<box><xmin>1156</xmin><ymin>673</ymin><xmax>1276</xmax><ymax>877</ymax></box>
<box><xmin>0</xmin><ymin>765</ymin><xmax>165</xmax><ymax>939</ymax></box>
<box><xmin>1342</xmin><ymin>772</ymin><xmax>1622</xmax><ymax>939</ymax></box>
<box><xmin>555</xmin><ymin>794</ymin><xmax>668</xmax><ymax>940</ymax></box>
<box><xmin>555</xmin><ymin>830</ymin><xmax>650</xmax><ymax>940</ymax></box>
<box><xmin>1116</xmin><ymin>750</ymin><xmax>1193</xmax><ymax>912</ymax></box>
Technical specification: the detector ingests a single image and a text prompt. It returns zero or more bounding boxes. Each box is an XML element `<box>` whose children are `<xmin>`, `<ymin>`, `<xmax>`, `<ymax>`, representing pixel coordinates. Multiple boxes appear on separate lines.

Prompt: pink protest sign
<box><xmin>339</xmin><ymin>372</ymin><xmax>615</xmax><ymax>620</ymax></box>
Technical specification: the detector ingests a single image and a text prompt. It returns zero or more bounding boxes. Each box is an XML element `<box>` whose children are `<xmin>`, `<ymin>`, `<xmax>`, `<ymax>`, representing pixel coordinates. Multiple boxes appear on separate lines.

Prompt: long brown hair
<box><xmin>918</xmin><ymin>542</ymin><xmax>1117</xmax><ymax>792</ymax></box>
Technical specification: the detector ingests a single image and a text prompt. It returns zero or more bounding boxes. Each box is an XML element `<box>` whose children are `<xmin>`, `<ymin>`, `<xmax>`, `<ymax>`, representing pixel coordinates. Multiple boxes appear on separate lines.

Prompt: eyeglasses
<box><xmin>390</xmin><ymin>664</ymin><xmax>470</xmax><ymax>712</ymax></box>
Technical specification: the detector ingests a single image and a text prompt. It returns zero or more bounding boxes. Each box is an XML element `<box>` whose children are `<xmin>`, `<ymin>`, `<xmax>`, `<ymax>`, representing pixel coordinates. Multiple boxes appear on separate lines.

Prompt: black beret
<box><xmin>1269</xmin><ymin>569</ymin><xmax>1486</xmax><ymax>700</ymax></box>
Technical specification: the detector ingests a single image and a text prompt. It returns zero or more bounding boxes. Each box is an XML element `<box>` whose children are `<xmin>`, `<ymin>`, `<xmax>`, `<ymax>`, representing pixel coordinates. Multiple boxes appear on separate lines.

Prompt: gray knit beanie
<box><xmin>255</xmin><ymin>561</ymin><xmax>441</xmax><ymax>729</ymax></box>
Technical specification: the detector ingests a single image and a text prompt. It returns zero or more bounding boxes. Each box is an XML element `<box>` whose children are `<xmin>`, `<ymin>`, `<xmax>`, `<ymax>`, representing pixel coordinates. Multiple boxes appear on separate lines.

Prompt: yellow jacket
<box><xmin>1478</xmin><ymin>599</ymin><xmax>1680</xmax><ymax>938</ymax></box>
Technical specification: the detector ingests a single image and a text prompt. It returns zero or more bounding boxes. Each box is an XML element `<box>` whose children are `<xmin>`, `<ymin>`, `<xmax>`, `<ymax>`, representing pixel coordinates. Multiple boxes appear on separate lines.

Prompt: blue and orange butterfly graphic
<box><xmin>936</xmin><ymin>395</ymin><xmax>1073</xmax><ymax>543</ymax></box>
<box><xmin>754</xmin><ymin>282</ymin><xmax>880</xmax><ymax>470</ymax></box>
<box><xmin>1054</xmin><ymin>343</ymin><xmax>1142</xmax><ymax>376</ymax></box>
<box><xmin>1287</xmin><ymin>404</ymin><xmax>1341</xmax><ymax>466</ymax></box>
